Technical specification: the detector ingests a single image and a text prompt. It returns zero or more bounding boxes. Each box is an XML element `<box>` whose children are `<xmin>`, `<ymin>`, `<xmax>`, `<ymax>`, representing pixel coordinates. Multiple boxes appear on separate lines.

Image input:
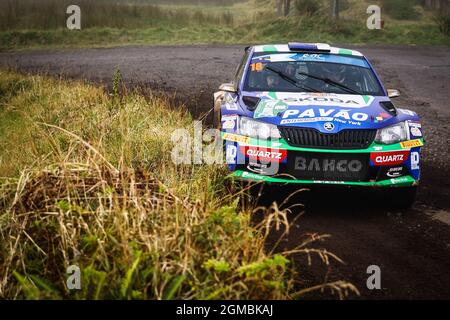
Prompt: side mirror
<box><xmin>219</xmin><ymin>83</ymin><xmax>237</xmax><ymax>93</ymax></box>
<box><xmin>387</xmin><ymin>89</ymin><xmax>401</xmax><ymax>98</ymax></box>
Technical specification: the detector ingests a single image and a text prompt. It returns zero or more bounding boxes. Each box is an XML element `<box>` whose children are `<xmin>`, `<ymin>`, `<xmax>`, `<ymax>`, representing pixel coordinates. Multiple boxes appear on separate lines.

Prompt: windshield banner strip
<box><xmin>252</xmin><ymin>53</ymin><xmax>370</xmax><ymax>68</ymax></box>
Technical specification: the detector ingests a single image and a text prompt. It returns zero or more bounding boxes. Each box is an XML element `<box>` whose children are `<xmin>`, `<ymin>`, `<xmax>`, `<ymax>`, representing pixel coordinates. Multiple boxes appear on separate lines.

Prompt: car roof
<box><xmin>252</xmin><ymin>43</ymin><xmax>364</xmax><ymax>57</ymax></box>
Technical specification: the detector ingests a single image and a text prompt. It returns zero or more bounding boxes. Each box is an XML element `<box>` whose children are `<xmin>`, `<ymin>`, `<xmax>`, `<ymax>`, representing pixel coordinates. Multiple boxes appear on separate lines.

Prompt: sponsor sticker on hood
<box><xmin>280</xmin><ymin>108</ymin><xmax>369</xmax><ymax>126</ymax></box>
<box><xmin>251</xmin><ymin>93</ymin><xmax>381</xmax><ymax>127</ymax></box>
<box><xmin>257</xmin><ymin>92</ymin><xmax>375</xmax><ymax>109</ymax></box>
<box><xmin>254</xmin><ymin>99</ymin><xmax>288</xmax><ymax>119</ymax></box>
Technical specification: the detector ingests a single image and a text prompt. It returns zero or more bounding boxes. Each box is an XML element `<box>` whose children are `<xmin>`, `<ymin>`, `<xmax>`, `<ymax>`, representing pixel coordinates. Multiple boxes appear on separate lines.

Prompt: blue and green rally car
<box><xmin>213</xmin><ymin>43</ymin><xmax>424</xmax><ymax>207</ymax></box>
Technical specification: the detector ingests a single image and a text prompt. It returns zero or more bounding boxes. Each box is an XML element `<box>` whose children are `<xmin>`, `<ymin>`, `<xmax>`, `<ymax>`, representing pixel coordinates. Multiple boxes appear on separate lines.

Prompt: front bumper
<box><xmin>231</xmin><ymin>170</ymin><xmax>417</xmax><ymax>187</ymax></box>
<box><xmin>223</xmin><ymin>133</ymin><xmax>423</xmax><ymax>188</ymax></box>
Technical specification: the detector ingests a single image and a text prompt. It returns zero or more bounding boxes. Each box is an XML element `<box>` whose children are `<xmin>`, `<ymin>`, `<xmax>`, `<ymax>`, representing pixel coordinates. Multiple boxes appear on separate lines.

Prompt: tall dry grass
<box><xmin>0</xmin><ymin>70</ymin><xmax>358</xmax><ymax>299</ymax></box>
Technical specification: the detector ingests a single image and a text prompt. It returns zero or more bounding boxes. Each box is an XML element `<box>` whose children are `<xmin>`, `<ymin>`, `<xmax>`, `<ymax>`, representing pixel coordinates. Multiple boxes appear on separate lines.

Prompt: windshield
<box><xmin>243</xmin><ymin>53</ymin><xmax>384</xmax><ymax>96</ymax></box>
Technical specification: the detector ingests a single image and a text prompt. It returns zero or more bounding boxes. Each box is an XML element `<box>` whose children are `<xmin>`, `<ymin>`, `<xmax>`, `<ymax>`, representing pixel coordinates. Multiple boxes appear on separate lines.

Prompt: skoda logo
<box><xmin>324</xmin><ymin>122</ymin><xmax>335</xmax><ymax>131</ymax></box>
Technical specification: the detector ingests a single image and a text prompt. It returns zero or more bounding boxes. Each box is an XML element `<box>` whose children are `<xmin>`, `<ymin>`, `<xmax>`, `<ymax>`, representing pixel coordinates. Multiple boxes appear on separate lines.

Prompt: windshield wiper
<box><xmin>265</xmin><ymin>66</ymin><xmax>321</xmax><ymax>93</ymax></box>
<box><xmin>296</xmin><ymin>71</ymin><xmax>363</xmax><ymax>95</ymax></box>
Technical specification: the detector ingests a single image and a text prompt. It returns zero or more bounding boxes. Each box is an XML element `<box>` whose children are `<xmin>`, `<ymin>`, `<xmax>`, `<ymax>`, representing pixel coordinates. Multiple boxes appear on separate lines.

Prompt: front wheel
<box><xmin>386</xmin><ymin>186</ymin><xmax>418</xmax><ymax>209</ymax></box>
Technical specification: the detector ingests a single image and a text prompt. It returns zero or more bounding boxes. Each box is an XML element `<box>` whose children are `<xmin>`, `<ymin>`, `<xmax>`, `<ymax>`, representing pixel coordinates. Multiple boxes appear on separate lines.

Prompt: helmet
<box><xmin>295</xmin><ymin>62</ymin><xmax>309</xmax><ymax>81</ymax></box>
<box><xmin>323</xmin><ymin>63</ymin><xmax>347</xmax><ymax>83</ymax></box>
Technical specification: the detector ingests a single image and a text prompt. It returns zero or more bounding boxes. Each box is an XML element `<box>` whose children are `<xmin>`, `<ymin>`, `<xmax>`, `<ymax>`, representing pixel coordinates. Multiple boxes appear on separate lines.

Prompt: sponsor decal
<box><xmin>222</xmin><ymin>120</ymin><xmax>235</xmax><ymax>130</ymax></box>
<box><xmin>300</xmin><ymin>53</ymin><xmax>325</xmax><ymax>61</ymax></box>
<box><xmin>226</xmin><ymin>145</ymin><xmax>237</xmax><ymax>164</ymax></box>
<box><xmin>410</xmin><ymin>126</ymin><xmax>422</xmax><ymax>137</ymax></box>
<box><xmin>254</xmin><ymin>99</ymin><xmax>288</xmax><ymax>119</ymax></box>
<box><xmin>313</xmin><ymin>180</ymin><xmax>346</xmax><ymax>185</ymax></box>
<box><xmin>259</xmin><ymin>93</ymin><xmax>374</xmax><ymax>109</ymax></box>
<box><xmin>390</xmin><ymin>176</ymin><xmax>410</xmax><ymax>184</ymax></box>
<box><xmin>408</xmin><ymin>121</ymin><xmax>422</xmax><ymax>138</ymax></box>
<box><xmin>370</xmin><ymin>151</ymin><xmax>409</xmax><ymax>166</ymax></box>
<box><xmin>280</xmin><ymin>108</ymin><xmax>368</xmax><ymax>126</ymax></box>
<box><xmin>222</xmin><ymin>114</ymin><xmax>237</xmax><ymax>120</ymax></box>
<box><xmin>373</xmin><ymin>112</ymin><xmax>391</xmax><ymax>123</ymax></box>
<box><xmin>411</xmin><ymin>151</ymin><xmax>420</xmax><ymax>170</ymax></box>
<box><xmin>247</xmin><ymin>162</ymin><xmax>272</xmax><ymax>174</ymax></box>
<box><xmin>386</xmin><ymin>167</ymin><xmax>404</xmax><ymax>178</ymax></box>
<box><xmin>224</xmin><ymin>93</ymin><xmax>238</xmax><ymax>110</ymax></box>
<box><xmin>240</xmin><ymin>146</ymin><xmax>287</xmax><ymax>163</ymax></box>
<box><xmin>280</xmin><ymin>117</ymin><xmax>333</xmax><ymax>125</ymax></box>
<box><xmin>400</xmin><ymin>139</ymin><xmax>423</xmax><ymax>149</ymax></box>
<box><xmin>281</xmin><ymin>96</ymin><xmax>369</xmax><ymax>108</ymax></box>
<box><xmin>271</xmin><ymin>142</ymin><xmax>283</xmax><ymax>148</ymax></box>
<box><xmin>241</xmin><ymin>171</ymin><xmax>265</xmax><ymax>180</ymax></box>
<box><xmin>278</xmin><ymin>93</ymin><xmax>375</xmax><ymax>109</ymax></box>
<box><xmin>294</xmin><ymin>157</ymin><xmax>363</xmax><ymax>173</ymax></box>
<box><xmin>250</xmin><ymin>62</ymin><xmax>264</xmax><ymax>72</ymax></box>
<box><xmin>223</xmin><ymin>133</ymin><xmax>250</xmax><ymax>145</ymax></box>
<box><xmin>225</xmin><ymin>103</ymin><xmax>238</xmax><ymax>111</ymax></box>
<box><xmin>252</xmin><ymin>52</ymin><xmax>368</xmax><ymax>65</ymax></box>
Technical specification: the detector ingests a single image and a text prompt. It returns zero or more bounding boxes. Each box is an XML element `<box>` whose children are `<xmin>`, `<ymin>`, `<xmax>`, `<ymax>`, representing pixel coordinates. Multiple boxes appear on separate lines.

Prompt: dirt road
<box><xmin>1</xmin><ymin>44</ymin><xmax>450</xmax><ymax>299</ymax></box>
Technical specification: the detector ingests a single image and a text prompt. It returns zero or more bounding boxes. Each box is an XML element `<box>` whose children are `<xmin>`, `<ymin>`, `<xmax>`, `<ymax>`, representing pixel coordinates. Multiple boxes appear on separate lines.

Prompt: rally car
<box><xmin>213</xmin><ymin>43</ymin><xmax>424</xmax><ymax>207</ymax></box>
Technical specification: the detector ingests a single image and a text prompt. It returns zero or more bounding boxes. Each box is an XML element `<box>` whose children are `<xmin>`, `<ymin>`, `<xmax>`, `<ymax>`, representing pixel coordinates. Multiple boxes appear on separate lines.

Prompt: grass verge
<box><xmin>0</xmin><ymin>70</ymin><xmax>358</xmax><ymax>299</ymax></box>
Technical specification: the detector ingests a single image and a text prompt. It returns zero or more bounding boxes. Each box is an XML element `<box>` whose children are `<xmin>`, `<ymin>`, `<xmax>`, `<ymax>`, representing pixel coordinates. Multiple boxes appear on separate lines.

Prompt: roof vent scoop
<box><xmin>380</xmin><ymin>101</ymin><xmax>398</xmax><ymax>116</ymax></box>
<box><xmin>288</xmin><ymin>42</ymin><xmax>331</xmax><ymax>52</ymax></box>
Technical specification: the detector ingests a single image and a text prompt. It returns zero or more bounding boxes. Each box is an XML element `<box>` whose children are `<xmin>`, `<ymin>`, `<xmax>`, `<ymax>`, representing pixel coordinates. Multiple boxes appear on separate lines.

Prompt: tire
<box><xmin>213</xmin><ymin>98</ymin><xmax>222</xmax><ymax>130</ymax></box>
<box><xmin>386</xmin><ymin>186</ymin><xmax>418</xmax><ymax>209</ymax></box>
<box><xmin>205</xmin><ymin>109</ymin><xmax>215</xmax><ymax>128</ymax></box>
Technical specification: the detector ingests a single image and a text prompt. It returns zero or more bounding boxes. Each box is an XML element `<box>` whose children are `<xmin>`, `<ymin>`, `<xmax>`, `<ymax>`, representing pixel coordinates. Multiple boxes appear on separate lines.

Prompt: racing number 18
<box><xmin>250</xmin><ymin>62</ymin><xmax>264</xmax><ymax>72</ymax></box>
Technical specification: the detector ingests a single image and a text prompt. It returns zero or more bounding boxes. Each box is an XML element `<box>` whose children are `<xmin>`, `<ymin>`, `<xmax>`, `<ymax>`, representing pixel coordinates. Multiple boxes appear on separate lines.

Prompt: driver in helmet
<box><xmin>266</xmin><ymin>74</ymin><xmax>280</xmax><ymax>89</ymax></box>
<box><xmin>323</xmin><ymin>64</ymin><xmax>346</xmax><ymax>83</ymax></box>
<box><xmin>285</xmin><ymin>62</ymin><xmax>297</xmax><ymax>78</ymax></box>
<box><xmin>320</xmin><ymin>64</ymin><xmax>354</xmax><ymax>92</ymax></box>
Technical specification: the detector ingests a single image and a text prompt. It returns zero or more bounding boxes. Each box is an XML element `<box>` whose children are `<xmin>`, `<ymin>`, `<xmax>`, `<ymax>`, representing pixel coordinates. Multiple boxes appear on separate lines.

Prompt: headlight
<box><xmin>375</xmin><ymin>122</ymin><xmax>408</xmax><ymax>144</ymax></box>
<box><xmin>238</xmin><ymin>117</ymin><xmax>281</xmax><ymax>140</ymax></box>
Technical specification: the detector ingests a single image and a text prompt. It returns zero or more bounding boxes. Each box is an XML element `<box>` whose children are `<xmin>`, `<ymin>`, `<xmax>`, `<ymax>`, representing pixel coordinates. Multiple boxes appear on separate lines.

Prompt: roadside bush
<box><xmin>326</xmin><ymin>18</ymin><xmax>357</xmax><ymax>36</ymax></box>
<box><xmin>294</xmin><ymin>0</ymin><xmax>322</xmax><ymax>16</ymax></box>
<box><xmin>337</xmin><ymin>0</ymin><xmax>350</xmax><ymax>12</ymax></box>
<box><xmin>383</xmin><ymin>0</ymin><xmax>421</xmax><ymax>20</ymax></box>
<box><xmin>434</xmin><ymin>13</ymin><xmax>450</xmax><ymax>36</ymax></box>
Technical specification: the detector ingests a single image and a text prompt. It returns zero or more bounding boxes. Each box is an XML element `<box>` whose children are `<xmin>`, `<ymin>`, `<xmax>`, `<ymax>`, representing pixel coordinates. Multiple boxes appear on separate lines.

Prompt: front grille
<box><xmin>286</xmin><ymin>152</ymin><xmax>370</xmax><ymax>182</ymax></box>
<box><xmin>279</xmin><ymin>127</ymin><xmax>376</xmax><ymax>149</ymax></box>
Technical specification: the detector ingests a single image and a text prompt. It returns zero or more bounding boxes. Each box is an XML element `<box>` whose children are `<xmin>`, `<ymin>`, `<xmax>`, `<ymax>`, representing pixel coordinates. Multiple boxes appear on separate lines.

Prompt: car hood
<box><xmin>241</xmin><ymin>92</ymin><xmax>417</xmax><ymax>133</ymax></box>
